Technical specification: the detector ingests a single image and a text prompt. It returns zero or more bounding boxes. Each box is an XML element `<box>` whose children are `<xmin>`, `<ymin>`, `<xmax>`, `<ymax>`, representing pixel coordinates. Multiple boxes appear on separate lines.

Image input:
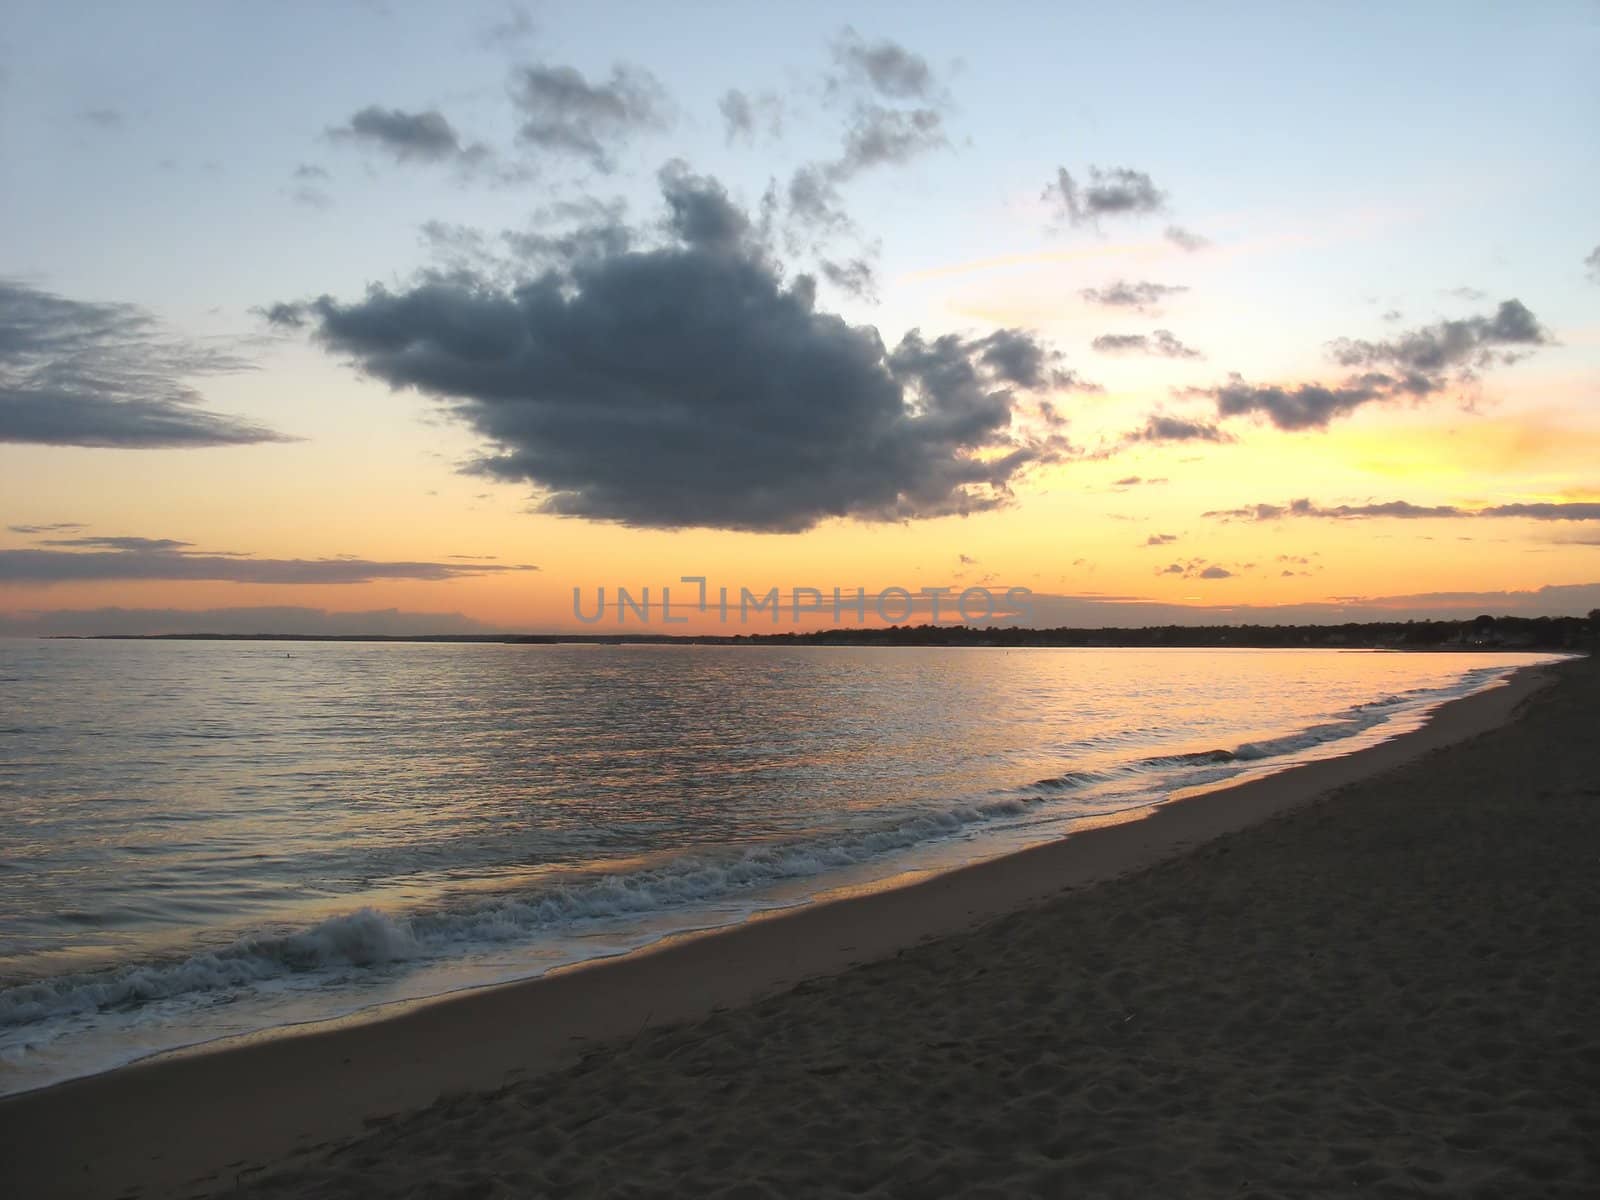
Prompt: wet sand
<box><xmin>4</xmin><ymin>656</ymin><xmax>1596</xmax><ymax>1197</ymax></box>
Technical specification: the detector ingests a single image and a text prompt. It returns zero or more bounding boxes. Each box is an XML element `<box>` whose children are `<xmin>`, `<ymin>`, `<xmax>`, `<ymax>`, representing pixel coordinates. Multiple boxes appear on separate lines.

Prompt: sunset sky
<box><xmin>3</xmin><ymin>1</ymin><xmax>1598</xmax><ymax>634</ymax></box>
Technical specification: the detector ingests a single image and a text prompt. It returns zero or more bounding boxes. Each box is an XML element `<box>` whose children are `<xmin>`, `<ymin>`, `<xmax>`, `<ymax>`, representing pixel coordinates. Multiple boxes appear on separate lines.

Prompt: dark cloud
<box><xmin>1145</xmin><ymin>533</ymin><xmax>1178</xmax><ymax>546</ymax></box>
<box><xmin>819</xmin><ymin>256</ymin><xmax>877</xmax><ymax>300</ymax></box>
<box><xmin>1196</xmin><ymin>300</ymin><xmax>1552</xmax><ymax>432</ymax></box>
<box><xmin>293</xmin><ymin>164</ymin><xmax>330</xmax><ymax>181</ymax></box>
<box><xmin>1204</xmin><ymin>497</ymin><xmax>1600</xmax><ymax>522</ymax></box>
<box><xmin>1156</xmin><ymin>557</ymin><xmax>1233</xmax><ymax>580</ymax></box>
<box><xmin>0</xmin><ymin>545</ymin><xmax>536</xmax><ymax>585</ymax></box>
<box><xmin>1479</xmin><ymin>502</ymin><xmax>1600</xmax><ymax>521</ymax></box>
<box><xmin>1586</xmin><ymin>245</ymin><xmax>1600</xmax><ymax>283</ymax></box>
<box><xmin>1204</xmin><ymin>375</ymin><xmax>1383</xmax><ymax>430</ymax></box>
<box><xmin>785</xmin><ymin>165</ymin><xmax>852</xmax><ymax>237</ymax></box>
<box><xmin>8</xmin><ymin>522</ymin><xmax>85</xmax><ymax>535</ymax></box>
<box><xmin>37</xmin><ymin>535</ymin><xmax>192</xmax><ymax>551</ymax></box>
<box><xmin>785</xmin><ymin>33</ymin><xmax>948</xmax><ymax>242</ymax></box>
<box><xmin>419</xmin><ymin>205</ymin><xmax>639</xmax><ymax>288</ymax></box>
<box><xmin>508</xmin><ymin>63</ymin><xmax>670</xmax><ymax>170</ymax></box>
<box><xmin>1092</xmin><ymin>329</ymin><xmax>1201</xmax><ymax>359</ymax></box>
<box><xmin>1</xmin><ymin>279</ymin><xmax>285</xmax><ymax>448</ymax></box>
<box><xmin>1079</xmin><ymin>280</ymin><xmax>1188</xmax><ymax>312</ymax></box>
<box><xmin>328</xmin><ymin>106</ymin><xmax>489</xmax><ymax>168</ymax></box>
<box><xmin>0</xmin><ymin>606</ymin><xmax>495</xmax><ymax>637</ymax></box>
<box><xmin>1129</xmin><ymin>414</ymin><xmax>1231</xmax><ymax>443</ymax></box>
<box><xmin>1164</xmin><ymin>225</ymin><xmax>1209</xmax><ymax>252</ymax></box>
<box><xmin>657</xmin><ymin>162</ymin><xmax>752</xmax><ymax>255</ymax></box>
<box><xmin>718</xmin><ymin>89</ymin><xmax>783</xmax><ymax>144</ymax></box>
<box><xmin>784</xmin><ymin>108</ymin><xmax>945</xmax><ymax>240</ymax></box>
<box><xmin>1044</xmin><ymin>166</ymin><xmax>1166</xmax><ymax>227</ymax></box>
<box><xmin>1326</xmin><ymin>299</ymin><xmax>1549</xmax><ymax>378</ymax></box>
<box><xmin>80</xmin><ymin>108</ymin><xmax>123</xmax><ymax>129</ymax></box>
<box><xmin>1112</xmin><ymin>475</ymin><xmax>1167</xmax><ymax>487</ymax></box>
<box><xmin>274</xmin><ymin>174</ymin><xmax>1066</xmax><ymax>533</ymax></box>
<box><xmin>258</xmin><ymin>301</ymin><xmax>310</xmax><ymax>330</ymax></box>
<box><xmin>828</xmin><ymin>29</ymin><xmax>937</xmax><ymax>100</ymax></box>
<box><xmin>834</xmin><ymin>105</ymin><xmax>945</xmax><ymax>179</ymax></box>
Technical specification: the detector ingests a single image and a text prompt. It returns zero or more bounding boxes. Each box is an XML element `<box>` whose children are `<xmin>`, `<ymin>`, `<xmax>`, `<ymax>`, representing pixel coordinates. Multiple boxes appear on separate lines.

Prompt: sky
<box><xmin>2</xmin><ymin>0</ymin><xmax>1598</xmax><ymax>635</ymax></box>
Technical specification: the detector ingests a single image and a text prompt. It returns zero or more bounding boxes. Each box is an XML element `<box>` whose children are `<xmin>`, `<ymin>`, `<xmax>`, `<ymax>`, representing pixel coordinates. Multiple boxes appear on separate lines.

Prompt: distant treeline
<box><xmin>742</xmin><ymin>613</ymin><xmax>1597</xmax><ymax>651</ymax></box>
<box><xmin>80</xmin><ymin>612</ymin><xmax>1600</xmax><ymax>651</ymax></box>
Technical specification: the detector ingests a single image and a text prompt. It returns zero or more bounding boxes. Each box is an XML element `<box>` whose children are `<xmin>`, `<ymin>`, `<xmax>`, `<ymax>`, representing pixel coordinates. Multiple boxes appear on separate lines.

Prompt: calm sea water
<box><xmin>0</xmin><ymin>639</ymin><xmax>1560</xmax><ymax>1093</ymax></box>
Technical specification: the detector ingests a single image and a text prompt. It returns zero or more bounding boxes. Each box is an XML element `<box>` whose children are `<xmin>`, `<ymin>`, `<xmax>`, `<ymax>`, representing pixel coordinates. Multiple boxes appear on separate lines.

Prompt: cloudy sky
<box><xmin>3</xmin><ymin>1</ymin><xmax>1598</xmax><ymax>634</ymax></box>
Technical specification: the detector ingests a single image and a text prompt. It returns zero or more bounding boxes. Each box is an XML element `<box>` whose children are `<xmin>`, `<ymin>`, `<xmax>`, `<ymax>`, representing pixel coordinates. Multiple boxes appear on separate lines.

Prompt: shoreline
<box><xmin>0</xmin><ymin>655</ymin><xmax>1535</xmax><ymax>1097</ymax></box>
<box><xmin>0</xmin><ymin>657</ymin><xmax>1572</xmax><ymax>1198</ymax></box>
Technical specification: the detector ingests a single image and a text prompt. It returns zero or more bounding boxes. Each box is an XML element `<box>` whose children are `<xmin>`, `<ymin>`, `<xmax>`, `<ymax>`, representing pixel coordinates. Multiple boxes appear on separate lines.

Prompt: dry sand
<box><xmin>4</xmin><ymin>656</ymin><xmax>1597</xmax><ymax>1197</ymax></box>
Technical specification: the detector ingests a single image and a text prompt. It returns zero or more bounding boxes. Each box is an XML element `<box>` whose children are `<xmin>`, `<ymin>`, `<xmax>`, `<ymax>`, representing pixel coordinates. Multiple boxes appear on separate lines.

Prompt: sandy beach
<box><xmin>4</xmin><ymin>654</ymin><xmax>1596</xmax><ymax>1198</ymax></box>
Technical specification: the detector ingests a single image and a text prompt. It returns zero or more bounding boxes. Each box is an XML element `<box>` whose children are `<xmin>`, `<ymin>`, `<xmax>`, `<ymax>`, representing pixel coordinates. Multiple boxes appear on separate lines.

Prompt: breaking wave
<box><xmin>0</xmin><ymin>793</ymin><xmax>1045</xmax><ymax>1028</ymax></box>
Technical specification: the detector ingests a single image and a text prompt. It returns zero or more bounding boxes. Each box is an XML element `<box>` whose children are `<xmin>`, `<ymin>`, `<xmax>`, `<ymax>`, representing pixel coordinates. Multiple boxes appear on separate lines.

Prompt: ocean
<box><xmin>0</xmin><ymin>638</ymin><xmax>1561</xmax><ymax>1095</ymax></box>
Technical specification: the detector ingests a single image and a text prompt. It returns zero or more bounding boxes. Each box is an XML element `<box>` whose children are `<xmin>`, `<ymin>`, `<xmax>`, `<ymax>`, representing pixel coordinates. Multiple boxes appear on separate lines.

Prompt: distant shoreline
<box><xmin>34</xmin><ymin>614</ymin><xmax>1596</xmax><ymax>653</ymax></box>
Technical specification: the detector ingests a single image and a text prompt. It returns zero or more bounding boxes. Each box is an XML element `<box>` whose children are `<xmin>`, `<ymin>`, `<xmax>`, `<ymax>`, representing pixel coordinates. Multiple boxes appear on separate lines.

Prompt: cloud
<box><xmin>1193</xmin><ymin>299</ymin><xmax>1552</xmax><ymax>432</ymax></box>
<box><xmin>819</xmin><ymin>256</ymin><xmax>877</xmax><ymax>299</ymax></box>
<box><xmin>289</xmin><ymin>164</ymin><xmax>333</xmax><ymax>208</ymax></box>
<box><xmin>274</xmin><ymin>173</ymin><xmax>1067</xmax><ymax>533</ymax></box>
<box><xmin>1204</xmin><ymin>497</ymin><xmax>1600</xmax><ymax>522</ymax></box>
<box><xmin>1479</xmin><ymin>502</ymin><xmax>1600</xmax><ymax>520</ymax></box>
<box><xmin>1079</xmin><ymin>280</ymin><xmax>1188</xmax><ymax>312</ymax></box>
<box><xmin>0</xmin><ymin>606</ymin><xmax>496</xmax><ymax>637</ymax></box>
<box><xmin>785</xmin><ymin>164</ymin><xmax>852</xmax><ymax>237</ymax></box>
<box><xmin>785</xmin><ymin>33</ymin><xmax>949</xmax><ymax>241</ymax></box>
<box><xmin>1155</xmin><ymin>557</ymin><xmax>1234</xmax><ymax>580</ymax></box>
<box><xmin>0</xmin><ymin>544</ymin><xmax>537</xmax><ymax>585</ymax></box>
<box><xmin>508</xmin><ymin>63</ymin><xmax>670</xmax><ymax>170</ymax></box>
<box><xmin>719</xmin><ymin>88</ymin><xmax>784</xmax><ymax>144</ymax></box>
<box><xmin>1145</xmin><ymin>533</ymin><xmax>1178</xmax><ymax>546</ymax></box>
<box><xmin>1326</xmin><ymin>298</ymin><xmax>1549</xmax><ymax>379</ymax></box>
<box><xmin>79</xmin><ymin>108</ymin><xmax>123</xmax><ymax>129</ymax></box>
<box><xmin>834</xmin><ymin>105</ymin><xmax>945</xmax><ymax>179</ymax></box>
<box><xmin>478</xmin><ymin>4</ymin><xmax>536</xmax><ymax>48</ymax></box>
<box><xmin>328</xmin><ymin>106</ymin><xmax>490</xmax><ymax>168</ymax></box>
<box><xmin>1204</xmin><ymin>375</ymin><xmax>1386</xmax><ymax>431</ymax></box>
<box><xmin>1043</xmin><ymin>166</ymin><xmax>1166</xmax><ymax>227</ymax></box>
<box><xmin>36</xmin><ymin>535</ymin><xmax>192</xmax><ymax>551</ymax></box>
<box><xmin>1164</xmin><ymin>225</ymin><xmax>1209</xmax><ymax>252</ymax></box>
<box><xmin>656</xmin><ymin>161</ymin><xmax>753</xmax><ymax>254</ymax></box>
<box><xmin>1</xmin><ymin>279</ymin><xmax>286</xmax><ymax>448</ymax></box>
<box><xmin>1091</xmin><ymin>329</ymin><xmax>1202</xmax><ymax>359</ymax></box>
<box><xmin>1587</xmin><ymin>245</ymin><xmax>1600</xmax><ymax>284</ymax></box>
<box><xmin>829</xmin><ymin>29</ymin><xmax>937</xmax><ymax>100</ymax></box>
<box><xmin>8</xmin><ymin>522</ymin><xmax>85</xmax><ymax>535</ymax></box>
<box><xmin>1129</xmin><ymin>414</ymin><xmax>1231</xmax><ymax>443</ymax></box>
